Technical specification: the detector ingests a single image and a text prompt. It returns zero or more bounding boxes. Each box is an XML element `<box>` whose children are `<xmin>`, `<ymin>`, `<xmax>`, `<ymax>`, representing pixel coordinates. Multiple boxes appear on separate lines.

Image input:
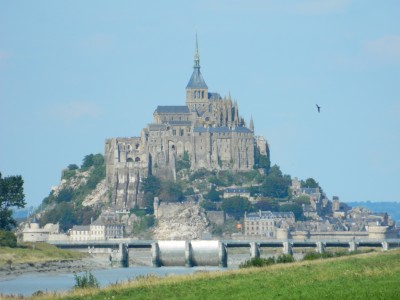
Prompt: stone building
<box><xmin>244</xmin><ymin>210</ymin><xmax>295</xmax><ymax>238</ymax></box>
<box><xmin>105</xmin><ymin>37</ymin><xmax>269</xmax><ymax>210</ymax></box>
<box><xmin>69</xmin><ymin>220</ymin><xmax>124</xmax><ymax>241</ymax></box>
<box><xmin>223</xmin><ymin>188</ymin><xmax>251</xmax><ymax>199</ymax></box>
<box><xmin>22</xmin><ymin>219</ymin><xmax>61</xmax><ymax>242</ymax></box>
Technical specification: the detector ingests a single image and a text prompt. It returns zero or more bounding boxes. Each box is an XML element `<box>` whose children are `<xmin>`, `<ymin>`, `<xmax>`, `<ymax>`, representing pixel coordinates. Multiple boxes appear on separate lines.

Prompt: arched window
<box><xmin>135</xmin><ymin>157</ymin><xmax>141</xmax><ymax>162</ymax></box>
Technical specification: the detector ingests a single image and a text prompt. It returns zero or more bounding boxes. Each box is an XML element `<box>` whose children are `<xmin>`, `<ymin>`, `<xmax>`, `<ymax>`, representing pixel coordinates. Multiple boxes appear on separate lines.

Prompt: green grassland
<box><xmin>0</xmin><ymin>242</ymin><xmax>86</xmax><ymax>266</ymax></box>
<box><xmin>25</xmin><ymin>249</ymin><xmax>400</xmax><ymax>300</ymax></box>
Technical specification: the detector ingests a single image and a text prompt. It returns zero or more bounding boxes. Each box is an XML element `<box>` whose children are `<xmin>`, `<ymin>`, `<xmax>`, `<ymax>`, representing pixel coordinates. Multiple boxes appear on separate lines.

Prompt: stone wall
<box><xmin>206</xmin><ymin>211</ymin><xmax>225</xmax><ymax>226</ymax></box>
<box><xmin>153</xmin><ymin>201</ymin><xmax>210</xmax><ymax>240</ymax></box>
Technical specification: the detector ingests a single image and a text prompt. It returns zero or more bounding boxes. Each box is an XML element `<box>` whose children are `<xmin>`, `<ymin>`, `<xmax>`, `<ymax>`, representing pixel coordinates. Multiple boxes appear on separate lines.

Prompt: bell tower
<box><xmin>186</xmin><ymin>34</ymin><xmax>209</xmax><ymax>110</ymax></box>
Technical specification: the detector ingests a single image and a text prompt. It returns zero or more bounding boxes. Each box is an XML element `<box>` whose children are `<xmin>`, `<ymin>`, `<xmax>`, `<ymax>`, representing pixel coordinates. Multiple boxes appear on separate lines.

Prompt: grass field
<box><xmin>21</xmin><ymin>248</ymin><xmax>400</xmax><ymax>300</ymax></box>
<box><xmin>0</xmin><ymin>242</ymin><xmax>86</xmax><ymax>266</ymax></box>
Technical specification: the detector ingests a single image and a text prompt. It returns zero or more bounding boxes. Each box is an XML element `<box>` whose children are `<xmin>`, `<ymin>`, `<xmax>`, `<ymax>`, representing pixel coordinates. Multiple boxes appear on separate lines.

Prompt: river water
<box><xmin>0</xmin><ymin>248</ymin><xmax>300</xmax><ymax>296</ymax></box>
<box><xmin>0</xmin><ymin>266</ymin><xmax>225</xmax><ymax>296</ymax></box>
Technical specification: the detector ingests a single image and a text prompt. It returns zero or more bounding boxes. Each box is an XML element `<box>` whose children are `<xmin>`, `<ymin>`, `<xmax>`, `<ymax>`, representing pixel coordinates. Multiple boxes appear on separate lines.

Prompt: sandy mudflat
<box><xmin>0</xmin><ymin>256</ymin><xmax>110</xmax><ymax>280</ymax></box>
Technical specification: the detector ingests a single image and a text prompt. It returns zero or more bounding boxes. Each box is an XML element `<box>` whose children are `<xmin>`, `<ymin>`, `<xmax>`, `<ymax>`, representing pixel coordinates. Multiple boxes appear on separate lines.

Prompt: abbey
<box><xmin>105</xmin><ymin>37</ymin><xmax>268</xmax><ymax>210</ymax></box>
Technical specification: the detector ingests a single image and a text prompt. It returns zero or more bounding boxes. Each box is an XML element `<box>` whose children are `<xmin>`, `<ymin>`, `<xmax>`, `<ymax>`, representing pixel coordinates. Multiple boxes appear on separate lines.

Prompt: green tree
<box><xmin>176</xmin><ymin>151</ymin><xmax>190</xmax><ymax>172</ymax></box>
<box><xmin>0</xmin><ymin>172</ymin><xmax>26</xmax><ymax>230</ymax></box>
<box><xmin>302</xmin><ymin>178</ymin><xmax>319</xmax><ymax>188</ymax></box>
<box><xmin>301</xmin><ymin>177</ymin><xmax>324</xmax><ymax>196</ymax></box>
<box><xmin>260</xmin><ymin>176</ymin><xmax>289</xmax><ymax>198</ymax></box>
<box><xmin>200</xmin><ymin>200</ymin><xmax>219</xmax><ymax>211</ymax></box>
<box><xmin>254</xmin><ymin>198</ymin><xmax>279</xmax><ymax>211</ymax></box>
<box><xmin>206</xmin><ymin>185</ymin><xmax>221</xmax><ymax>202</ymax></box>
<box><xmin>293</xmin><ymin>195</ymin><xmax>311</xmax><ymax>205</ymax></box>
<box><xmin>221</xmin><ymin>196</ymin><xmax>253</xmax><ymax>219</ymax></box>
<box><xmin>141</xmin><ymin>176</ymin><xmax>162</xmax><ymax>210</ymax></box>
<box><xmin>81</xmin><ymin>153</ymin><xmax>104</xmax><ymax>170</ymax></box>
<box><xmin>159</xmin><ymin>180</ymin><xmax>184</xmax><ymax>202</ymax></box>
<box><xmin>68</xmin><ymin>164</ymin><xmax>79</xmax><ymax>170</ymax></box>
<box><xmin>0</xmin><ymin>229</ymin><xmax>17</xmax><ymax>247</ymax></box>
<box><xmin>56</xmin><ymin>188</ymin><xmax>74</xmax><ymax>203</ymax></box>
<box><xmin>268</xmin><ymin>164</ymin><xmax>283</xmax><ymax>178</ymax></box>
<box><xmin>279</xmin><ymin>203</ymin><xmax>304</xmax><ymax>220</ymax></box>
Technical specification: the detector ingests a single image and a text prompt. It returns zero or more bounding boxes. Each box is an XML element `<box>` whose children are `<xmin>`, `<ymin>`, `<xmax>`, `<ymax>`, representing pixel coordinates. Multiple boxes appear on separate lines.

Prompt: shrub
<box><xmin>73</xmin><ymin>271</ymin><xmax>99</xmax><ymax>289</ymax></box>
<box><xmin>239</xmin><ymin>257</ymin><xmax>276</xmax><ymax>268</ymax></box>
<box><xmin>276</xmin><ymin>254</ymin><xmax>295</xmax><ymax>264</ymax></box>
<box><xmin>68</xmin><ymin>164</ymin><xmax>79</xmax><ymax>170</ymax></box>
<box><xmin>0</xmin><ymin>230</ymin><xmax>17</xmax><ymax>247</ymax></box>
<box><xmin>303</xmin><ymin>252</ymin><xmax>322</xmax><ymax>261</ymax></box>
<box><xmin>56</xmin><ymin>188</ymin><xmax>74</xmax><ymax>203</ymax></box>
<box><xmin>62</xmin><ymin>169</ymin><xmax>76</xmax><ymax>180</ymax></box>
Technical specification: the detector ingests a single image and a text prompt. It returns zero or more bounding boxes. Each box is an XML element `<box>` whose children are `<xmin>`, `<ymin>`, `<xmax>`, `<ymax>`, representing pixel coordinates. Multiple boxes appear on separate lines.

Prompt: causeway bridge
<box><xmin>49</xmin><ymin>238</ymin><xmax>400</xmax><ymax>268</ymax></box>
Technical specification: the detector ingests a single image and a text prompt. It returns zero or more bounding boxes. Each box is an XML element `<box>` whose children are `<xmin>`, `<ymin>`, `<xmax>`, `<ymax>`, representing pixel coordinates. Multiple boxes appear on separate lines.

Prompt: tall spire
<box><xmin>250</xmin><ymin>116</ymin><xmax>254</xmax><ymax>131</ymax></box>
<box><xmin>194</xmin><ymin>32</ymin><xmax>200</xmax><ymax>68</ymax></box>
<box><xmin>186</xmin><ymin>33</ymin><xmax>208</xmax><ymax>89</ymax></box>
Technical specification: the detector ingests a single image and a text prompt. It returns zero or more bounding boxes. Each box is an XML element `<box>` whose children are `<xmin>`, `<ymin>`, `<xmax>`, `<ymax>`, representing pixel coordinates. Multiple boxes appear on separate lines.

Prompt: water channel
<box><xmin>0</xmin><ymin>266</ymin><xmax>226</xmax><ymax>296</ymax></box>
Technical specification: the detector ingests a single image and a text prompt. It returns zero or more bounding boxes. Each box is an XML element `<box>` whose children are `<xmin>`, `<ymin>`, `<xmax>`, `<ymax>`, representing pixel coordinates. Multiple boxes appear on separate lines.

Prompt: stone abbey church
<box><xmin>105</xmin><ymin>38</ymin><xmax>268</xmax><ymax>210</ymax></box>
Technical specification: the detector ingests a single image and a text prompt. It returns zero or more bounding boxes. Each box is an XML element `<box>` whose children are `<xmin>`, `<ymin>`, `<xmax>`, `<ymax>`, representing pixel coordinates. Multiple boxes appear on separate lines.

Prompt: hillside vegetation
<box><xmin>37</xmin><ymin>154</ymin><xmax>106</xmax><ymax>232</ymax></box>
<box><xmin>23</xmin><ymin>249</ymin><xmax>400</xmax><ymax>300</ymax></box>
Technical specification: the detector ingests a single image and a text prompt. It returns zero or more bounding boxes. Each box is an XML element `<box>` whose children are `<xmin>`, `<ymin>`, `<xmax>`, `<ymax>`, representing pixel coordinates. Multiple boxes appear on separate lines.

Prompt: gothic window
<box><xmin>193</xmin><ymin>91</ymin><xmax>196</xmax><ymax>99</ymax></box>
<box><xmin>135</xmin><ymin>157</ymin><xmax>140</xmax><ymax>162</ymax></box>
<box><xmin>202</xmin><ymin>91</ymin><xmax>204</xmax><ymax>98</ymax></box>
<box><xmin>173</xmin><ymin>129</ymin><xmax>176</xmax><ymax>135</ymax></box>
<box><xmin>135</xmin><ymin>143</ymin><xmax>139</xmax><ymax>149</ymax></box>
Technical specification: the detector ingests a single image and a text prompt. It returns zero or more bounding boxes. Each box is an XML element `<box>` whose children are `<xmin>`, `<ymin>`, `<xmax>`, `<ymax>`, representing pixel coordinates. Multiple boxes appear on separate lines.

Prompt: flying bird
<box><xmin>316</xmin><ymin>104</ymin><xmax>321</xmax><ymax>113</ymax></box>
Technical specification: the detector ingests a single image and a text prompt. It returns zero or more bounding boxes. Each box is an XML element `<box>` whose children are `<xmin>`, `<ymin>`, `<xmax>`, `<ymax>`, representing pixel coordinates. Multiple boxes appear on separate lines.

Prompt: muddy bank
<box><xmin>0</xmin><ymin>256</ymin><xmax>110</xmax><ymax>280</ymax></box>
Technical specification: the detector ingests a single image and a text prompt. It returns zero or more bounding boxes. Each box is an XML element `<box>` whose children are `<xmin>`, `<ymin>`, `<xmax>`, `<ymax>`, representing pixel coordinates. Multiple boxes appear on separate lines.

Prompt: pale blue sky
<box><xmin>1</xmin><ymin>1</ymin><xmax>399</xmax><ymax>207</ymax></box>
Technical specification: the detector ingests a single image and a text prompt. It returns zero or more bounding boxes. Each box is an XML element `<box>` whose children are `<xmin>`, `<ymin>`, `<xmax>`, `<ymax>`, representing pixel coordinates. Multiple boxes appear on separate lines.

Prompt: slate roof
<box><xmin>186</xmin><ymin>67</ymin><xmax>208</xmax><ymax>89</ymax></box>
<box><xmin>224</xmin><ymin>188</ymin><xmax>249</xmax><ymax>194</ymax></box>
<box><xmin>208</xmin><ymin>92</ymin><xmax>222</xmax><ymax>100</ymax></box>
<box><xmin>246</xmin><ymin>211</ymin><xmax>295</xmax><ymax>220</ymax></box>
<box><xmin>155</xmin><ymin>106</ymin><xmax>190</xmax><ymax>114</ymax></box>
<box><xmin>71</xmin><ymin>225</ymin><xmax>90</xmax><ymax>231</ymax></box>
<box><xmin>148</xmin><ymin>124</ymin><xmax>167</xmax><ymax>131</ymax></box>
<box><xmin>194</xmin><ymin>126</ymin><xmax>253</xmax><ymax>133</ymax></box>
<box><xmin>167</xmin><ymin>120</ymin><xmax>192</xmax><ymax>126</ymax></box>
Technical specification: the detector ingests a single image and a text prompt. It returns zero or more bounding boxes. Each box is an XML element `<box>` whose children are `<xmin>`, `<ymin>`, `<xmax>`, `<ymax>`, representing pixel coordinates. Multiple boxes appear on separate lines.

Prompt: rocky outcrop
<box><xmin>153</xmin><ymin>201</ymin><xmax>210</xmax><ymax>240</ymax></box>
<box><xmin>82</xmin><ymin>179</ymin><xmax>108</xmax><ymax>207</ymax></box>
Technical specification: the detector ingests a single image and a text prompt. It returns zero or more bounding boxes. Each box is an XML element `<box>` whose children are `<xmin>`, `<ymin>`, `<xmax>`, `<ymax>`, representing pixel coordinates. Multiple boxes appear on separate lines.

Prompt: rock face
<box><xmin>153</xmin><ymin>201</ymin><xmax>210</xmax><ymax>240</ymax></box>
<box><xmin>82</xmin><ymin>179</ymin><xmax>108</xmax><ymax>207</ymax></box>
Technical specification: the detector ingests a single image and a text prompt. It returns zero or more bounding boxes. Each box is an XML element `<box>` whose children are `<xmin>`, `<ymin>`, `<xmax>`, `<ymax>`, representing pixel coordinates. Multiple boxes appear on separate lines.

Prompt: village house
<box><xmin>244</xmin><ymin>210</ymin><xmax>295</xmax><ymax>238</ymax></box>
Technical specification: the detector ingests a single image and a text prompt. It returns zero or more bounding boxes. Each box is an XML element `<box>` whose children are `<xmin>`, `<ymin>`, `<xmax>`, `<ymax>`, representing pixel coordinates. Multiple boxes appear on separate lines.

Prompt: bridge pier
<box><xmin>316</xmin><ymin>241</ymin><xmax>325</xmax><ymax>254</ymax></box>
<box><xmin>151</xmin><ymin>242</ymin><xmax>161</xmax><ymax>267</ymax></box>
<box><xmin>250</xmin><ymin>242</ymin><xmax>260</xmax><ymax>259</ymax></box>
<box><xmin>185</xmin><ymin>241</ymin><xmax>192</xmax><ymax>267</ymax></box>
<box><xmin>219</xmin><ymin>242</ymin><xmax>227</xmax><ymax>268</ymax></box>
<box><xmin>349</xmin><ymin>241</ymin><xmax>358</xmax><ymax>252</ymax></box>
<box><xmin>382</xmin><ymin>241</ymin><xmax>389</xmax><ymax>251</ymax></box>
<box><xmin>283</xmin><ymin>242</ymin><xmax>293</xmax><ymax>255</ymax></box>
<box><xmin>110</xmin><ymin>243</ymin><xmax>129</xmax><ymax>267</ymax></box>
